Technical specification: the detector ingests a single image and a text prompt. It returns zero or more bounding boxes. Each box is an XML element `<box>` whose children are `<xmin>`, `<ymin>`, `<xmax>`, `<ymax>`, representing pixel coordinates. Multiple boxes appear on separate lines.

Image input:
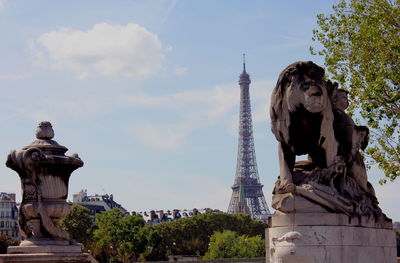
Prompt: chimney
<box><xmin>173</xmin><ymin>209</ymin><xmax>180</xmax><ymax>219</ymax></box>
<box><xmin>8</xmin><ymin>193</ymin><xmax>16</xmax><ymax>201</ymax></box>
<box><xmin>150</xmin><ymin>210</ymin><xmax>156</xmax><ymax>220</ymax></box>
<box><xmin>158</xmin><ymin>210</ymin><xmax>164</xmax><ymax>220</ymax></box>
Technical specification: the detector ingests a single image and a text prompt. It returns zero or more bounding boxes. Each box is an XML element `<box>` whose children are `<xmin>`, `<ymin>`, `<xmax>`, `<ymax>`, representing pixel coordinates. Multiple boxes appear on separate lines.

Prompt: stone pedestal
<box><xmin>266</xmin><ymin>194</ymin><xmax>397</xmax><ymax>263</ymax></box>
<box><xmin>7</xmin><ymin>239</ymin><xmax>83</xmax><ymax>254</ymax></box>
<box><xmin>0</xmin><ymin>239</ymin><xmax>98</xmax><ymax>263</ymax></box>
<box><xmin>0</xmin><ymin>253</ymin><xmax>96</xmax><ymax>263</ymax></box>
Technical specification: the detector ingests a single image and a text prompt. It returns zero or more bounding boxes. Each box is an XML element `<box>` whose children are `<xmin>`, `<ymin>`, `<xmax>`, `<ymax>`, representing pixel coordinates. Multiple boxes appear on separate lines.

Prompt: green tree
<box><xmin>114</xmin><ymin>214</ymin><xmax>146</xmax><ymax>262</ymax></box>
<box><xmin>203</xmin><ymin>230</ymin><xmax>264</xmax><ymax>259</ymax></box>
<box><xmin>235</xmin><ymin>234</ymin><xmax>265</xmax><ymax>258</ymax></box>
<box><xmin>0</xmin><ymin>234</ymin><xmax>19</xmax><ymax>254</ymax></box>
<box><xmin>311</xmin><ymin>0</ymin><xmax>400</xmax><ymax>182</ymax></box>
<box><xmin>92</xmin><ymin>208</ymin><xmax>123</xmax><ymax>262</ymax></box>
<box><xmin>203</xmin><ymin>230</ymin><xmax>238</xmax><ymax>259</ymax></box>
<box><xmin>92</xmin><ymin>208</ymin><xmax>155</xmax><ymax>263</ymax></box>
<box><xmin>60</xmin><ymin>204</ymin><xmax>94</xmax><ymax>249</ymax></box>
<box><xmin>136</xmin><ymin>225</ymin><xmax>162</xmax><ymax>261</ymax></box>
<box><xmin>147</xmin><ymin>213</ymin><xmax>266</xmax><ymax>261</ymax></box>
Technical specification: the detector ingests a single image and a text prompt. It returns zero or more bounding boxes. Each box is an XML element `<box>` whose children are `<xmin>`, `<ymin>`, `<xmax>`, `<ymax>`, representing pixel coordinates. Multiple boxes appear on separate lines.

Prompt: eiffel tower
<box><xmin>227</xmin><ymin>55</ymin><xmax>271</xmax><ymax>221</ymax></box>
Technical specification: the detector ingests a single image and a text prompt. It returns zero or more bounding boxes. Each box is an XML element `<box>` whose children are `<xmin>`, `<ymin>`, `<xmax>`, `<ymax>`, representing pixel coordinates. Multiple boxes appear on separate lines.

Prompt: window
<box><xmin>0</xmin><ymin>221</ymin><xmax>4</xmax><ymax>228</ymax></box>
<box><xmin>5</xmin><ymin>221</ymin><xmax>9</xmax><ymax>228</ymax></box>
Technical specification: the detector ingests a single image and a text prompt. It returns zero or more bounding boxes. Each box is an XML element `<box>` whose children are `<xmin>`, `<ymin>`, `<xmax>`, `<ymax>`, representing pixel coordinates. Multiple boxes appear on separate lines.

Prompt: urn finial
<box><xmin>35</xmin><ymin>121</ymin><xmax>54</xmax><ymax>139</ymax></box>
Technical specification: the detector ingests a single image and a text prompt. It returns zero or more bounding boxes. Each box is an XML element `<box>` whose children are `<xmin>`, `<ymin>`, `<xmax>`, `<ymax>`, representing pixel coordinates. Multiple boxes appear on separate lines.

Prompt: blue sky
<box><xmin>0</xmin><ymin>0</ymin><xmax>398</xmax><ymax>220</ymax></box>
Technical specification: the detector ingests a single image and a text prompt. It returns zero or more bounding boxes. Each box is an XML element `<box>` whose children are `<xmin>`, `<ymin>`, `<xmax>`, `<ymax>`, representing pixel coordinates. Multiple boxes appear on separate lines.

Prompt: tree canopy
<box><xmin>60</xmin><ymin>209</ymin><xmax>266</xmax><ymax>262</ymax></box>
<box><xmin>311</xmin><ymin>0</ymin><xmax>400</xmax><ymax>182</ymax></box>
<box><xmin>60</xmin><ymin>204</ymin><xmax>94</xmax><ymax>249</ymax></box>
<box><xmin>203</xmin><ymin>230</ymin><xmax>264</xmax><ymax>259</ymax></box>
<box><xmin>92</xmin><ymin>208</ymin><xmax>159</xmax><ymax>263</ymax></box>
<box><xmin>147</xmin><ymin>213</ymin><xmax>266</xmax><ymax>261</ymax></box>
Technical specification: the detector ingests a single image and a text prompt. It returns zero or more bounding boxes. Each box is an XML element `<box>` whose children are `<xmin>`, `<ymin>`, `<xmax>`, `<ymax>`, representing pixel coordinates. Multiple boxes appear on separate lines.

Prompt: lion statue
<box><xmin>270</xmin><ymin>61</ymin><xmax>341</xmax><ymax>194</ymax></box>
<box><xmin>269</xmin><ymin>61</ymin><xmax>386</xmax><ymax>220</ymax></box>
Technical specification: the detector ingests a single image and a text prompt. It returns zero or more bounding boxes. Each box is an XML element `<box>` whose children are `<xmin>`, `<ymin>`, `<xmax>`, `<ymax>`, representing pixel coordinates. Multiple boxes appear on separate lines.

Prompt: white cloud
<box><xmin>7</xmin><ymin>61</ymin><xmax>274</xmax><ymax>151</ymax></box>
<box><xmin>12</xmin><ymin>107</ymin><xmax>53</xmax><ymax>122</ymax></box>
<box><xmin>189</xmin><ymin>176</ymin><xmax>231</xmax><ymax>210</ymax></box>
<box><xmin>0</xmin><ymin>73</ymin><xmax>27</xmax><ymax>80</ymax></box>
<box><xmin>122</xmin><ymin>86</ymin><xmax>237</xmax><ymax>150</ymax></box>
<box><xmin>126</xmin><ymin>121</ymin><xmax>194</xmax><ymax>150</ymax></box>
<box><xmin>84</xmin><ymin>170</ymin><xmax>231</xmax><ymax>212</ymax></box>
<box><xmin>251</xmin><ymin>80</ymin><xmax>275</xmax><ymax>124</ymax></box>
<box><xmin>0</xmin><ymin>0</ymin><xmax>5</xmax><ymax>11</ymax></box>
<box><xmin>122</xmin><ymin>83</ymin><xmax>239</xmax><ymax>122</ymax></box>
<box><xmin>123</xmin><ymin>79</ymin><xmax>275</xmax><ymax>150</ymax></box>
<box><xmin>33</xmin><ymin>22</ymin><xmax>165</xmax><ymax>78</ymax></box>
<box><xmin>174</xmin><ymin>66</ymin><xmax>187</xmax><ymax>75</ymax></box>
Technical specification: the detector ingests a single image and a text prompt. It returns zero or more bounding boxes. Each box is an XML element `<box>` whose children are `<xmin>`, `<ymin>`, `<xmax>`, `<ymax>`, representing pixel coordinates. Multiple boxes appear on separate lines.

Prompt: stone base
<box><xmin>267</xmin><ymin>194</ymin><xmax>397</xmax><ymax>263</ymax></box>
<box><xmin>267</xmin><ymin>211</ymin><xmax>397</xmax><ymax>262</ymax></box>
<box><xmin>7</xmin><ymin>239</ymin><xmax>83</xmax><ymax>254</ymax></box>
<box><xmin>0</xmin><ymin>253</ymin><xmax>96</xmax><ymax>263</ymax></box>
<box><xmin>1</xmin><ymin>238</ymin><xmax>98</xmax><ymax>263</ymax></box>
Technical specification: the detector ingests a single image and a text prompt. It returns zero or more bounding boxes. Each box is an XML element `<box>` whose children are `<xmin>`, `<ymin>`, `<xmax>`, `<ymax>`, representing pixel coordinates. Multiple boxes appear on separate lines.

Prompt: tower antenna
<box><xmin>243</xmin><ymin>53</ymin><xmax>246</xmax><ymax>72</ymax></box>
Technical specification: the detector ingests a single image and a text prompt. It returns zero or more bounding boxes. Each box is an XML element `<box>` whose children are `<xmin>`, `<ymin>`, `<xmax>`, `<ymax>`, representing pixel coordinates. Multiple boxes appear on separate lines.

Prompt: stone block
<box><xmin>269</xmin><ymin>213</ymin><xmax>294</xmax><ymax>227</ymax></box>
<box><xmin>377</xmin><ymin>228</ymin><xmax>397</xmax><ymax>247</ymax></box>
<box><xmin>265</xmin><ymin>227</ymin><xmax>270</xmax><ymax>261</ymax></box>
<box><xmin>0</xmin><ymin>253</ymin><xmax>97</xmax><ymax>263</ymax></box>
<box><xmin>270</xmin><ymin>244</ymin><xmax>327</xmax><ymax>263</ymax></box>
<box><xmin>294</xmin><ymin>213</ymin><xmax>339</xmax><ymax>226</ymax></box>
<box><xmin>340</xmin><ymin>225</ymin><xmax>354</xmax><ymax>246</ymax></box>
<box><xmin>7</xmin><ymin>245</ymin><xmax>82</xmax><ymax>254</ymax></box>
<box><xmin>272</xmin><ymin>194</ymin><xmax>328</xmax><ymax>213</ymax></box>
<box><xmin>267</xmin><ymin>212</ymin><xmax>397</xmax><ymax>263</ymax></box>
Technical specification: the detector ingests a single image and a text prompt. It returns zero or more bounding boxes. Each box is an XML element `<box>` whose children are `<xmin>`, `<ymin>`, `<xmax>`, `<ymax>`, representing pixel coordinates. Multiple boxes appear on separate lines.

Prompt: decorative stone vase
<box><xmin>6</xmin><ymin>121</ymin><xmax>83</xmax><ymax>242</ymax></box>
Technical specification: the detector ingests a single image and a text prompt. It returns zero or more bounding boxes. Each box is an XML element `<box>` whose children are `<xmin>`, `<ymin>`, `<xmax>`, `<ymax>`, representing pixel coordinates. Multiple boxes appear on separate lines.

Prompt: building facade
<box><xmin>133</xmin><ymin>208</ymin><xmax>223</xmax><ymax>225</ymax></box>
<box><xmin>72</xmin><ymin>189</ymin><xmax>129</xmax><ymax>217</ymax></box>
<box><xmin>0</xmin><ymin>192</ymin><xmax>19</xmax><ymax>239</ymax></box>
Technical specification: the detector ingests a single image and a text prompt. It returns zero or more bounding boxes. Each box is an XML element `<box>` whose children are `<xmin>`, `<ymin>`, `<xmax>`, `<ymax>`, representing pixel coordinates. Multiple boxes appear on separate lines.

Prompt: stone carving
<box><xmin>267</xmin><ymin>63</ymin><xmax>397</xmax><ymax>262</ymax></box>
<box><xmin>269</xmin><ymin>61</ymin><xmax>387</xmax><ymax>223</ymax></box>
<box><xmin>271</xmin><ymin>231</ymin><xmax>326</xmax><ymax>246</ymax></box>
<box><xmin>270</xmin><ymin>231</ymin><xmax>328</xmax><ymax>263</ymax></box>
<box><xmin>6</xmin><ymin>121</ymin><xmax>83</xmax><ymax>241</ymax></box>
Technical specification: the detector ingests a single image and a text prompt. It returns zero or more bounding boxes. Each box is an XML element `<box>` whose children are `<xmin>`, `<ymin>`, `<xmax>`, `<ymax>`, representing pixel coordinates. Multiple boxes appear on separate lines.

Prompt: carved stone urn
<box><xmin>6</xmin><ymin>121</ymin><xmax>83</xmax><ymax>247</ymax></box>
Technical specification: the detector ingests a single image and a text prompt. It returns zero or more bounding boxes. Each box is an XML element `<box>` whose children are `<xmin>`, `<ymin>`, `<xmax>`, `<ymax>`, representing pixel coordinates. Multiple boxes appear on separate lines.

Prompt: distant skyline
<box><xmin>0</xmin><ymin>0</ymin><xmax>398</xmax><ymax>221</ymax></box>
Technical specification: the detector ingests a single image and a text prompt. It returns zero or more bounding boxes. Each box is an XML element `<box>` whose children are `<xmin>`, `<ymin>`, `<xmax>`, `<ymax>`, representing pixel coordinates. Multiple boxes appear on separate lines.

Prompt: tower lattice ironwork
<box><xmin>227</xmin><ymin>55</ymin><xmax>271</xmax><ymax>221</ymax></box>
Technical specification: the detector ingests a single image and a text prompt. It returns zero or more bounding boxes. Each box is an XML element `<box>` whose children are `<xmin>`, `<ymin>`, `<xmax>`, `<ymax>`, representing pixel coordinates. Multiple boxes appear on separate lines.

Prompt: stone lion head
<box><xmin>270</xmin><ymin>61</ymin><xmax>336</xmax><ymax>146</ymax></box>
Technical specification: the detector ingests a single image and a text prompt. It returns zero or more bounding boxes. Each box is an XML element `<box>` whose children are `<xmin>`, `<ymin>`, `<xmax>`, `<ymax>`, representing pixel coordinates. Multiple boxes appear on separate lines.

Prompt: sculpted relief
<box><xmin>270</xmin><ymin>61</ymin><xmax>387</xmax><ymax>223</ymax></box>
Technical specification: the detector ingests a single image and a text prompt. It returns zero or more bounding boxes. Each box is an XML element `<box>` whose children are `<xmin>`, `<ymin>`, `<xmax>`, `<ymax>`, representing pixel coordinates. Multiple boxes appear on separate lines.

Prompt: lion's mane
<box><xmin>270</xmin><ymin>61</ymin><xmax>338</xmax><ymax>165</ymax></box>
